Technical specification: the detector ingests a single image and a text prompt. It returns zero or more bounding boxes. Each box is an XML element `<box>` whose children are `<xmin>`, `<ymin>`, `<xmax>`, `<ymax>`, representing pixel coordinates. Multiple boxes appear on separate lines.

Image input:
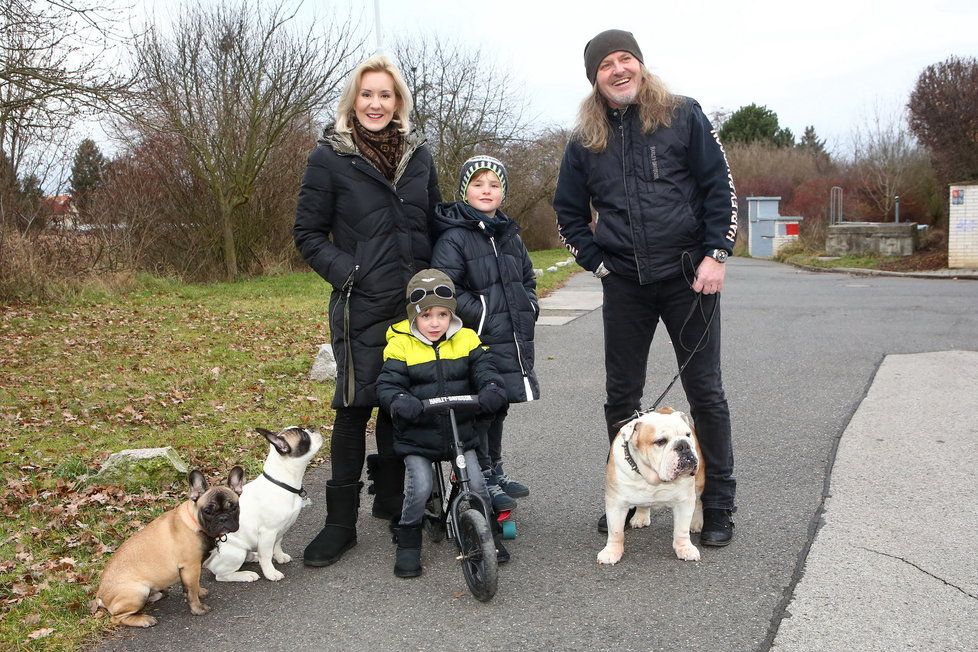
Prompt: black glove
<box><xmin>477</xmin><ymin>383</ymin><xmax>507</xmax><ymax>415</ymax></box>
<box><xmin>389</xmin><ymin>393</ymin><xmax>423</xmax><ymax>424</ymax></box>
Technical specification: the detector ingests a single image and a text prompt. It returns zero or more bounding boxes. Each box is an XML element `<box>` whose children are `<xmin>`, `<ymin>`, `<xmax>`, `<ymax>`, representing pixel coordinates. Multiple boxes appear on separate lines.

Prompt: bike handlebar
<box><xmin>421</xmin><ymin>395</ymin><xmax>479</xmax><ymax>413</ymax></box>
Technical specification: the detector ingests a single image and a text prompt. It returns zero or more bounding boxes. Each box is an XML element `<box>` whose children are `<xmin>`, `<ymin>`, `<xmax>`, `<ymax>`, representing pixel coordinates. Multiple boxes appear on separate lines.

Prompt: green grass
<box><xmin>776</xmin><ymin>251</ymin><xmax>888</xmax><ymax>269</ymax></box>
<box><xmin>0</xmin><ymin>253</ymin><xmax>582</xmax><ymax>650</ymax></box>
<box><xmin>529</xmin><ymin>248</ymin><xmax>580</xmax><ymax>294</ymax></box>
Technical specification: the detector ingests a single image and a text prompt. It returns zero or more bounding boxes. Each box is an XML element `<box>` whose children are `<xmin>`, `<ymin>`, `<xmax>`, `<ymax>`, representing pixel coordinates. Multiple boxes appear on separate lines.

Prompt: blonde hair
<box><xmin>572</xmin><ymin>65</ymin><xmax>681</xmax><ymax>152</ymax></box>
<box><xmin>335</xmin><ymin>54</ymin><xmax>413</xmax><ymax>135</ymax></box>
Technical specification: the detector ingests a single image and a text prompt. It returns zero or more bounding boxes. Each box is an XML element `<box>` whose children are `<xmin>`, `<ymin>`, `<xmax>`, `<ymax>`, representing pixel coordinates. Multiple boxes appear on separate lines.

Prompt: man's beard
<box><xmin>607</xmin><ymin>88</ymin><xmax>638</xmax><ymax>106</ymax></box>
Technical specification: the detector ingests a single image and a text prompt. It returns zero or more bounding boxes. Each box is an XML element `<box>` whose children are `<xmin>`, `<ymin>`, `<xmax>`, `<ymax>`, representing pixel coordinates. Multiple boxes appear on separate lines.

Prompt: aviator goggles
<box><xmin>409</xmin><ymin>284</ymin><xmax>454</xmax><ymax>304</ymax></box>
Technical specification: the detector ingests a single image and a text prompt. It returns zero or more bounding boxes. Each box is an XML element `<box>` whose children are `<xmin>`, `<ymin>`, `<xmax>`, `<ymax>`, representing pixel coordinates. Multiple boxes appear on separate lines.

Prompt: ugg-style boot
<box><xmin>367</xmin><ymin>454</ymin><xmax>405</xmax><ymax>521</ymax></box>
<box><xmin>393</xmin><ymin>524</ymin><xmax>423</xmax><ymax>578</ymax></box>
<box><xmin>303</xmin><ymin>481</ymin><xmax>361</xmax><ymax>567</ymax></box>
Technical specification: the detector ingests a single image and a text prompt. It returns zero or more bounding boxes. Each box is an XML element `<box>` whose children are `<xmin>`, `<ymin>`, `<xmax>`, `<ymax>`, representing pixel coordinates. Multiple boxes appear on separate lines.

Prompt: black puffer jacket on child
<box><xmin>431</xmin><ymin>202</ymin><xmax>540</xmax><ymax>402</ymax></box>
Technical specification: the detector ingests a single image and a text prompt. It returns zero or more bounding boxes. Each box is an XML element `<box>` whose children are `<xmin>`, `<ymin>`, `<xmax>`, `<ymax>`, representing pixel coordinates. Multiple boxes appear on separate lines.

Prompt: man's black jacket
<box><xmin>553</xmin><ymin>96</ymin><xmax>738</xmax><ymax>283</ymax></box>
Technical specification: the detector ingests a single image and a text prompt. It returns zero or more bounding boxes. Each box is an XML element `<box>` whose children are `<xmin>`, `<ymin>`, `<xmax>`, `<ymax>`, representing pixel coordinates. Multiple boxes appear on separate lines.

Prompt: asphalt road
<box><xmin>97</xmin><ymin>258</ymin><xmax>978</xmax><ymax>652</ymax></box>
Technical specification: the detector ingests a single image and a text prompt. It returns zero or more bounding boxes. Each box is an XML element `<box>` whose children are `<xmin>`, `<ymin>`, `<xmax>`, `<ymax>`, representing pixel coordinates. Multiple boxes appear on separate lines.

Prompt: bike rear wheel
<box><xmin>457</xmin><ymin>509</ymin><xmax>498</xmax><ymax>602</ymax></box>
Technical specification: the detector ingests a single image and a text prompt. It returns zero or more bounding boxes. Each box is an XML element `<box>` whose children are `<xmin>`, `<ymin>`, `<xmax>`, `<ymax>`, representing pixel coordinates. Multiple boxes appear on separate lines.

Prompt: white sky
<box><xmin>88</xmin><ymin>0</ymin><xmax>978</xmax><ymax>158</ymax></box>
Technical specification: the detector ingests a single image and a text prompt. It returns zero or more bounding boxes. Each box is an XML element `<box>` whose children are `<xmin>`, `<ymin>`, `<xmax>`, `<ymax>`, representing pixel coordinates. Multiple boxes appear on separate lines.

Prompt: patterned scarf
<box><xmin>350</xmin><ymin>116</ymin><xmax>404</xmax><ymax>181</ymax></box>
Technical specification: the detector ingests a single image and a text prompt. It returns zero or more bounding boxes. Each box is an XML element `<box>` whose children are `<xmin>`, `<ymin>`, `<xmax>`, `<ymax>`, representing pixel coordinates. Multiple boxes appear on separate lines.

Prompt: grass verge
<box><xmin>0</xmin><ymin>249</ymin><xmax>579</xmax><ymax>650</ymax></box>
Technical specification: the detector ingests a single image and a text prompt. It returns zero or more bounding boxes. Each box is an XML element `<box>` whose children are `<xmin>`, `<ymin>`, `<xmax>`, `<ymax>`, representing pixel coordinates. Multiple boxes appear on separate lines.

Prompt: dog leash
<box><xmin>617</xmin><ymin>252</ymin><xmax>721</xmax><ymax>429</ymax></box>
<box><xmin>262</xmin><ymin>472</ymin><xmax>307</xmax><ymax>498</ymax></box>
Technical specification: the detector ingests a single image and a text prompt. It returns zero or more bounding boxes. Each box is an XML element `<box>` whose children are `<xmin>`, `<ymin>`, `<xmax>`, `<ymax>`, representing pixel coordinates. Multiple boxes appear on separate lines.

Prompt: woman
<box><xmin>293</xmin><ymin>54</ymin><xmax>441</xmax><ymax>567</ymax></box>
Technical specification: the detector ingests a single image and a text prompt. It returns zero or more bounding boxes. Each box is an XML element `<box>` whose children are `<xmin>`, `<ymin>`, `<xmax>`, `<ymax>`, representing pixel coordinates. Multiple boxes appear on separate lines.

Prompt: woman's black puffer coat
<box><xmin>294</xmin><ymin>129</ymin><xmax>440</xmax><ymax>408</ymax></box>
<box><xmin>430</xmin><ymin>202</ymin><xmax>540</xmax><ymax>403</ymax></box>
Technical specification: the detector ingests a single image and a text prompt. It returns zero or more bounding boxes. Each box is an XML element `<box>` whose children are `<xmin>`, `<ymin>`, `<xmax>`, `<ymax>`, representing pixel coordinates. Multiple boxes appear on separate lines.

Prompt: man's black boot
<box><xmin>700</xmin><ymin>508</ymin><xmax>735</xmax><ymax>547</ymax></box>
<box><xmin>303</xmin><ymin>481</ymin><xmax>362</xmax><ymax>566</ymax></box>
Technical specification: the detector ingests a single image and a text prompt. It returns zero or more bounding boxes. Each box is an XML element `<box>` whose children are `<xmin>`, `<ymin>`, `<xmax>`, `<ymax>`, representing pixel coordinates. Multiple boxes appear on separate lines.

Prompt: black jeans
<box><xmin>330</xmin><ymin>406</ymin><xmax>395</xmax><ymax>484</ymax></box>
<box><xmin>474</xmin><ymin>404</ymin><xmax>510</xmax><ymax>472</ymax></box>
<box><xmin>601</xmin><ymin>272</ymin><xmax>736</xmax><ymax>512</ymax></box>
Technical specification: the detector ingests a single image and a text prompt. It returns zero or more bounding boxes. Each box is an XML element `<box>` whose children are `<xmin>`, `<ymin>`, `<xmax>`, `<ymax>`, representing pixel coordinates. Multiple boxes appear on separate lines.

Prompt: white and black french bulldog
<box><xmin>94</xmin><ymin>466</ymin><xmax>245</xmax><ymax>627</ymax></box>
<box><xmin>206</xmin><ymin>427</ymin><xmax>323</xmax><ymax>582</ymax></box>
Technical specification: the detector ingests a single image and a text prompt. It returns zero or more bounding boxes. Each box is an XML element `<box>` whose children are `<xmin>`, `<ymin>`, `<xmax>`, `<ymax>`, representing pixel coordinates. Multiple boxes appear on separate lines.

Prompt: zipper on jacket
<box><xmin>342</xmin><ymin>272</ymin><xmax>358</xmax><ymax>406</ymax></box>
<box><xmin>617</xmin><ymin>107</ymin><xmax>645</xmax><ymax>284</ymax></box>
<box><xmin>488</xmin><ymin>233</ymin><xmax>534</xmax><ymax>401</ymax></box>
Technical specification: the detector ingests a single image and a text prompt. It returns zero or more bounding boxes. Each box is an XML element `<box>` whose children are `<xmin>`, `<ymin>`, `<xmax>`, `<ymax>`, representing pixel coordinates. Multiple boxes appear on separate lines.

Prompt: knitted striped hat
<box><xmin>458</xmin><ymin>155</ymin><xmax>508</xmax><ymax>202</ymax></box>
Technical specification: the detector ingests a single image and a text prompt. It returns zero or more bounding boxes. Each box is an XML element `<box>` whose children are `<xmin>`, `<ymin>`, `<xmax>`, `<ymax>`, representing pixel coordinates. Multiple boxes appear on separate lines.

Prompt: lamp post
<box><xmin>373</xmin><ymin>0</ymin><xmax>383</xmax><ymax>53</ymax></box>
<box><xmin>894</xmin><ymin>195</ymin><xmax>900</xmax><ymax>223</ymax></box>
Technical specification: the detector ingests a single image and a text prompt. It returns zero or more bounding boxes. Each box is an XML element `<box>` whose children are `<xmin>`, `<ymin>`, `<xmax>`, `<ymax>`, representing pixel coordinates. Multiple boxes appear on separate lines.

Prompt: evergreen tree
<box><xmin>719</xmin><ymin>103</ymin><xmax>795</xmax><ymax>147</ymax></box>
<box><xmin>69</xmin><ymin>138</ymin><xmax>106</xmax><ymax>216</ymax></box>
<box><xmin>797</xmin><ymin>125</ymin><xmax>827</xmax><ymax>155</ymax></box>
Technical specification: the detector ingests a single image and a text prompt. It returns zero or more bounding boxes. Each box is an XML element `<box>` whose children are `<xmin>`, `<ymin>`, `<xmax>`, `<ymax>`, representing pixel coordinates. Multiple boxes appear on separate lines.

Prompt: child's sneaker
<box><xmin>483</xmin><ymin>469</ymin><xmax>517</xmax><ymax>512</ymax></box>
<box><xmin>493</xmin><ymin>461</ymin><xmax>529</xmax><ymax>498</ymax></box>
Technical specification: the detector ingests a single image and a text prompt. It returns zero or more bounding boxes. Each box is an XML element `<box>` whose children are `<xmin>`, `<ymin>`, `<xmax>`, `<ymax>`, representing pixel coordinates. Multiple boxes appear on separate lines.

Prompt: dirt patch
<box><xmin>878</xmin><ymin>250</ymin><xmax>948</xmax><ymax>272</ymax></box>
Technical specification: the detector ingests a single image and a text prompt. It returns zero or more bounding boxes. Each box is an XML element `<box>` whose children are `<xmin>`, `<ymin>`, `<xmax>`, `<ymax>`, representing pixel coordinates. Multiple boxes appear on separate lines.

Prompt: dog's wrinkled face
<box><xmin>189</xmin><ymin>467</ymin><xmax>244</xmax><ymax>539</ymax></box>
<box><xmin>621</xmin><ymin>409</ymin><xmax>699</xmax><ymax>482</ymax></box>
<box><xmin>257</xmin><ymin>427</ymin><xmax>324</xmax><ymax>463</ymax></box>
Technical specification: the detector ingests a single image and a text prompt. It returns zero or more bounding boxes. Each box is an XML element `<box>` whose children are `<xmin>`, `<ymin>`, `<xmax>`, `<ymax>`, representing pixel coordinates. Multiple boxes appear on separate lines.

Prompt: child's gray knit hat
<box><xmin>458</xmin><ymin>155</ymin><xmax>508</xmax><ymax>202</ymax></box>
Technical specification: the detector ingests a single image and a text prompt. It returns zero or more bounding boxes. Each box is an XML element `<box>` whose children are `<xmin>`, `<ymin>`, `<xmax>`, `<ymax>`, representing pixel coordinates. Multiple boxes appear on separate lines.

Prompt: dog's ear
<box><xmin>632</xmin><ymin>421</ymin><xmax>658</xmax><ymax>453</ymax></box>
<box><xmin>258</xmin><ymin>427</ymin><xmax>291</xmax><ymax>456</ymax></box>
<box><xmin>676</xmin><ymin>411</ymin><xmax>695</xmax><ymax>433</ymax></box>
<box><xmin>227</xmin><ymin>466</ymin><xmax>245</xmax><ymax>495</ymax></box>
<box><xmin>188</xmin><ymin>470</ymin><xmax>209</xmax><ymax>501</ymax></box>
<box><xmin>618</xmin><ymin>418</ymin><xmax>638</xmax><ymax>442</ymax></box>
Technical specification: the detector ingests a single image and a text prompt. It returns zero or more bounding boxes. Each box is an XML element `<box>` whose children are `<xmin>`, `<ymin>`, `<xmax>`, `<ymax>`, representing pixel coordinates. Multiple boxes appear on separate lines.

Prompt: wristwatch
<box><xmin>709</xmin><ymin>249</ymin><xmax>729</xmax><ymax>263</ymax></box>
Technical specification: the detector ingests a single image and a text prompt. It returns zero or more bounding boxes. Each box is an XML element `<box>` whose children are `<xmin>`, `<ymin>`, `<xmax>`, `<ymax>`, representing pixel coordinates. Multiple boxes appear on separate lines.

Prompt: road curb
<box><xmin>783</xmin><ymin>260</ymin><xmax>978</xmax><ymax>280</ymax></box>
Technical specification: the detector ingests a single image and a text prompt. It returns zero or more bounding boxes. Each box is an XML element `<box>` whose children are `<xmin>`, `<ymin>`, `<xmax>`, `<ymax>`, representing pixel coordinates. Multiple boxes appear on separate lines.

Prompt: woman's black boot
<box><xmin>303</xmin><ymin>481</ymin><xmax>362</xmax><ymax>567</ymax></box>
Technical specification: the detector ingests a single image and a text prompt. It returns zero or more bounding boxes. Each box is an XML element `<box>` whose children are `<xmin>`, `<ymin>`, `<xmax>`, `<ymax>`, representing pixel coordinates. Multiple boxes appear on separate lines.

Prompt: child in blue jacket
<box><xmin>431</xmin><ymin>155</ymin><xmax>539</xmax><ymax>512</ymax></box>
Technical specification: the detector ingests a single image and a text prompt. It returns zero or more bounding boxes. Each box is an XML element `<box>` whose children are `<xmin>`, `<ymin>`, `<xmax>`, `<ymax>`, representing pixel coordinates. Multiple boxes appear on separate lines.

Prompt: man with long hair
<box><xmin>553</xmin><ymin>29</ymin><xmax>739</xmax><ymax>546</ymax></box>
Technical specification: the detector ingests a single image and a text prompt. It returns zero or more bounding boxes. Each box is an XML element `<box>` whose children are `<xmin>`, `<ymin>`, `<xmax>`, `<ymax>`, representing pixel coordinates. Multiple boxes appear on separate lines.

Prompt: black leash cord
<box><xmin>647</xmin><ymin>251</ymin><xmax>720</xmax><ymax>411</ymax></box>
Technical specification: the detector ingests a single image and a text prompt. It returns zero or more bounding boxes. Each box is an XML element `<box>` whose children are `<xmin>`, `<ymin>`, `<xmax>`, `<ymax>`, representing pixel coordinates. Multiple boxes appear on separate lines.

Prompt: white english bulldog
<box><xmin>597</xmin><ymin>408</ymin><xmax>705</xmax><ymax>565</ymax></box>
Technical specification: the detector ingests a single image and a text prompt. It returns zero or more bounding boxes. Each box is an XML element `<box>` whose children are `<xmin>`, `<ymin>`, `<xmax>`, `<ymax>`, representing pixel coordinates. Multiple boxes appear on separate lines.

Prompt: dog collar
<box><xmin>180</xmin><ymin>501</ymin><xmax>202</xmax><ymax>532</ymax></box>
<box><xmin>622</xmin><ymin>438</ymin><xmax>641</xmax><ymax>475</ymax></box>
<box><xmin>262</xmin><ymin>472</ymin><xmax>307</xmax><ymax>498</ymax></box>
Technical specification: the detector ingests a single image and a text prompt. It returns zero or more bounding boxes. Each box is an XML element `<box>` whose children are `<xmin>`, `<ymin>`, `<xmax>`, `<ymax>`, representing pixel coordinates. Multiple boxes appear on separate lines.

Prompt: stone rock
<box><xmin>547</xmin><ymin>266</ymin><xmax>558</xmax><ymax>273</ymax></box>
<box><xmin>533</xmin><ymin>268</ymin><xmax>544</xmax><ymax>277</ymax></box>
<box><xmin>309</xmin><ymin>344</ymin><xmax>337</xmax><ymax>381</ymax></box>
<box><xmin>556</xmin><ymin>260</ymin><xmax>569</xmax><ymax>267</ymax></box>
<box><xmin>94</xmin><ymin>446</ymin><xmax>189</xmax><ymax>490</ymax></box>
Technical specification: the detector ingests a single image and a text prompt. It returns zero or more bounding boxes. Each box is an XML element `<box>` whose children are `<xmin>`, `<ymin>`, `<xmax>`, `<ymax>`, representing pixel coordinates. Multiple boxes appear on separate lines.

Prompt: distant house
<box><xmin>42</xmin><ymin>194</ymin><xmax>82</xmax><ymax>229</ymax></box>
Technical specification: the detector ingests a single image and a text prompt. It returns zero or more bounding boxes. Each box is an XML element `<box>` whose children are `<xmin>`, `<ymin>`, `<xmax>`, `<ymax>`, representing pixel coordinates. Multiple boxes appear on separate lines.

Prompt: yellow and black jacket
<box><xmin>377</xmin><ymin>319</ymin><xmax>504</xmax><ymax>460</ymax></box>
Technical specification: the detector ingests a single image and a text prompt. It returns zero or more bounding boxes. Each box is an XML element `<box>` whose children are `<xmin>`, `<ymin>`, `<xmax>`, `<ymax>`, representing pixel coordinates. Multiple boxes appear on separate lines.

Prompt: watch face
<box><xmin>713</xmin><ymin>249</ymin><xmax>728</xmax><ymax>263</ymax></box>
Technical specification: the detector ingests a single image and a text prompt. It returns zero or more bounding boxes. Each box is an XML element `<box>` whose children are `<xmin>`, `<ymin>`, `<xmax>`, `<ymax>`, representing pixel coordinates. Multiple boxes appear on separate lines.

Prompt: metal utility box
<box><xmin>949</xmin><ymin>183</ymin><xmax>978</xmax><ymax>268</ymax></box>
<box><xmin>747</xmin><ymin>197</ymin><xmax>803</xmax><ymax>258</ymax></box>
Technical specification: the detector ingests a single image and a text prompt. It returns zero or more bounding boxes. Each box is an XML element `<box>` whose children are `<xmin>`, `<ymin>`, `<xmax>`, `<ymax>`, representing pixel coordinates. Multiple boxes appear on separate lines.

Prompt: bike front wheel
<box><xmin>456</xmin><ymin>509</ymin><xmax>498</xmax><ymax>602</ymax></box>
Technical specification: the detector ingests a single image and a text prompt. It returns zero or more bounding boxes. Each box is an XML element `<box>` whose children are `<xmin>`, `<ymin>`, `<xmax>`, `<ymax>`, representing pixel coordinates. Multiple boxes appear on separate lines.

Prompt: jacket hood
<box><xmin>433</xmin><ymin>201</ymin><xmax>519</xmax><ymax>240</ymax></box>
<box><xmin>388</xmin><ymin>317</ymin><xmax>464</xmax><ymax>347</ymax></box>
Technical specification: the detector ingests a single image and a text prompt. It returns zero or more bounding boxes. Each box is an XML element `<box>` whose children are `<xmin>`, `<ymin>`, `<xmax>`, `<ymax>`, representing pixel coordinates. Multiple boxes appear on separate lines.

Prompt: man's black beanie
<box><xmin>584</xmin><ymin>29</ymin><xmax>644</xmax><ymax>86</ymax></box>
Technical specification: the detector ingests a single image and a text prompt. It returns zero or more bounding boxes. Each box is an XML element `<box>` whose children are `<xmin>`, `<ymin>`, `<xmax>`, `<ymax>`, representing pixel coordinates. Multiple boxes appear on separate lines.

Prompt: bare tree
<box><xmin>123</xmin><ymin>1</ymin><xmax>364</xmax><ymax>279</ymax></box>
<box><xmin>497</xmin><ymin>128</ymin><xmax>568</xmax><ymax>249</ymax></box>
<box><xmin>908</xmin><ymin>56</ymin><xmax>978</xmax><ymax>187</ymax></box>
<box><xmin>849</xmin><ymin>104</ymin><xmax>919</xmax><ymax>220</ymax></box>
<box><xmin>393</xmin><ymin>35</ymin><xmax>531</xmax><ymax>200</ymax></box>
<box><xmin>1</xmin><ymin>0</ymin><xmax>128</xmax><ymax>227</ymax></box>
